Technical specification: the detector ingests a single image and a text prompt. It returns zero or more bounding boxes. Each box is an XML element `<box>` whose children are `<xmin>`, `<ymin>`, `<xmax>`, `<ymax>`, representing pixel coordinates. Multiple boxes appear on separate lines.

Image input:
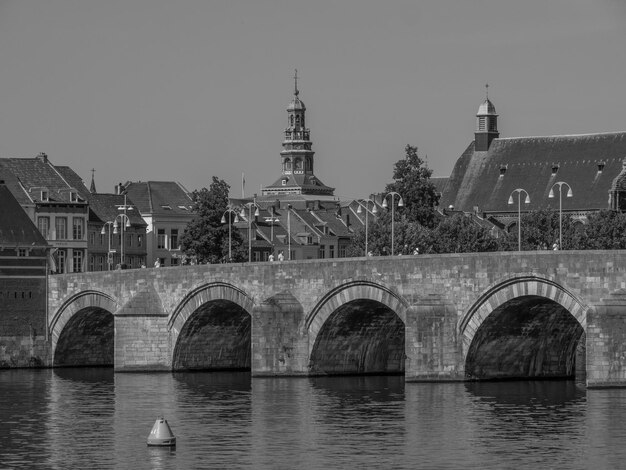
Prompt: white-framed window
<box><xmin>38</xmin><ymin>217</ymin><xmax>50</xmax><ymax>239</ymax></box>
<box><xmin>72</xmin><ymin>217</ymin><xmax>84</xmax><ymax>240</ymax></box>
<box><xmin>157</xmin><ymin>229</ymin><xmax>166</xmax><ymax>249</ymax></box>
<box><xmin>41</xmin><ymin>190</ymin><xmax>49</xmax><ymax>202</ymax></box>
<box><xmin>171</xmin><ymin>229</ymin><xmax>179</xmax><ymax>249</ymax></box>
<box><xmin>73</xmin><ymin>250</ymin><xmax>83</xmax><ymax>273</ymax></box>
<box><xmin>55</xmin><ymin>217</ymin><xmax>67</xmax><ymax>240</ymax></box>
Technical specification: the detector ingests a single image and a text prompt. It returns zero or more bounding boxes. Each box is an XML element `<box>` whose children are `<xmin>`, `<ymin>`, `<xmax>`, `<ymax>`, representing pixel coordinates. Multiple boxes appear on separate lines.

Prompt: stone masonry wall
<box><xmin>48</xmin><ymin>250</ymin><xmax>626</xmax><ymax>386</ymax></box>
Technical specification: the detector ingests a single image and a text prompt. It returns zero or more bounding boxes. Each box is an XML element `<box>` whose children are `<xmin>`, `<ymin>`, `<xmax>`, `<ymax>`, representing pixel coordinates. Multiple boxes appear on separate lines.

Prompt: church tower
<box><xmin>262</xmin><ymin>71</ymin><xmax>334</xmax><ymax>197</ymax></box>
<box><xmin>474</xmin><ymin>84</ymin><xmax>499</xmax><ymax>151</ymax></box>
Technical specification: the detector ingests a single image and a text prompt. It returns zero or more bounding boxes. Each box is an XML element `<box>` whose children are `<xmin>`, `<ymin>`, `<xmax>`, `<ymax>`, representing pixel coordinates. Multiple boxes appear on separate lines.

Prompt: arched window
<box><xmin>290</xmin><ymin>115</ymin><xmax>294</xmax><ymax>126</ymax></box>
<box><xmin>295</xmin><ymin>158</ymin><xmax>303</xmax><ymax>170</ymax></box>
<box><xmin>285</xmin><ymin>158</ymin><xmax>292</xmax><ymax>170</ymax></box>
<box><xmin>295</xmin><ymin>115</ymin><xmax>300</xmax><ymax>126</ymax></box>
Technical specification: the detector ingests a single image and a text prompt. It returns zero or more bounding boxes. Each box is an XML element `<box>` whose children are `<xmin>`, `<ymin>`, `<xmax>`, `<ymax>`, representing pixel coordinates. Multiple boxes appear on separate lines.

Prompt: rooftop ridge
<box><xmin>496</xmin><ymin>131</ymin><xmax>626</xmax><ymax>141</ymax></box>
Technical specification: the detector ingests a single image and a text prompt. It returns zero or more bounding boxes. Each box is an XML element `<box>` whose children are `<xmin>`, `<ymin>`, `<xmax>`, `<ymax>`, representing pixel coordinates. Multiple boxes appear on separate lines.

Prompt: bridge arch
<box><xmin>169</xmin><ymin>282</ymin><xmax>254</xmax><ymax>371</ymax></box>
<box><xmin>306</xmin><ymin>281</ymin><xmax>410</xmax><ymax>375</ymax></box>
<box><xmin>50</xmin><ymin>290</ymin><xmax>119</xmax><ymax>367</ymax></box>
<box><xmin>461</xmin><ymin>274</ymin><xmax>589</xmax><ymax>380</ymax></box>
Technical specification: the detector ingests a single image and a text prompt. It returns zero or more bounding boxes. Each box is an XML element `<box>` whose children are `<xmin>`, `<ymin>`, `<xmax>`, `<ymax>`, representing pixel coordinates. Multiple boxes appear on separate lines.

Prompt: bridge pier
<box><xmin>405</xmin><ymin>297</ymin><xmax>462</xmax><ymax>381</ymax></box>
<box><xmin>252</xmin><ymin>291</ymin><xmax>308</xmax><ymax>376</ymax></box>
<box><xmin>587</xmin><ymin>292</ymin><xmax>626</xmax><ymax>387</ymax></box>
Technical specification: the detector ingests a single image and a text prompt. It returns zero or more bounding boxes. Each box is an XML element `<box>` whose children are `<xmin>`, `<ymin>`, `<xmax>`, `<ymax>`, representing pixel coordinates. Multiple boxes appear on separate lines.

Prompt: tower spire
<box><xmin>294</xmin><ymin>69</ymin><xmax>299</xmax><ymax>96</ymax></box>
<box><xmin>89</xmin><ymin>168</ymin><xmax>97</xmax><ymax>194</ymax></box>
<box><xmin>485</xmin><ymin>83</ymin><xmax>489</xmax><ymax>99</ymax></box>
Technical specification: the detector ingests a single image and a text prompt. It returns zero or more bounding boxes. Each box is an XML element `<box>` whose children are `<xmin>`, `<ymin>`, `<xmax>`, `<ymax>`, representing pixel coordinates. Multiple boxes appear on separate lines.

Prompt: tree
<box><xmin>385</xmin><ymin>145</ymin><xmax>440</xmax><ymax>228</ymax></box>
<box><xmin>429</xmin><ymin>214</ymin><xmax>501</xmax><ymax>253</ymax></box>
<box><xmin>180</xmin><ymin>177</ymin><xmax>245</xmax><ymax>263</ymax></box>
<box><xmin>575</xmin><ymin>210</ymin><xmax>626</xmax><ymax>249</ymax></box>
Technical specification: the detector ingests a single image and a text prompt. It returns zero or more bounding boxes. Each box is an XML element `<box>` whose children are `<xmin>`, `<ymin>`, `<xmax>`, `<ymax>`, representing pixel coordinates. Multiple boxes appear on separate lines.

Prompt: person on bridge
<box><xmin>277</xmin><ymin>251</ymin><xmax>284</xmax><ymax>262</ymax></box>
<box><xmin>269</xmin><ymin>253</ymin><xmax>275</xmax><ymax>262</ymax></box>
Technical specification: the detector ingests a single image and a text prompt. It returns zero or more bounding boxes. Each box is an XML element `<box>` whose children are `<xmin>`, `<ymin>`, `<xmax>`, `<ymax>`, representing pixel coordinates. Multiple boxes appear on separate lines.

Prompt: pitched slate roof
<box><xmin>88</xmin><ymin>193</ymin><xmax>147</xmax><ymax>226</ymax></box>
<box><xmin>122</xmin><ymin>181</ymin><xmax>193</xmax><ymax>216</ymax></box>
<box><xmin>0</xmin><ymin>155</ymin><xmax>87</xmax><ymax>204</ymax></box>
<box><xmin>440</xmin><ymin>132</ymin><xmax>626</xmax><ymax>214</ymax></box>
<box><xmin>0</xmin><ymin>183</ymin><xmax>48</xmax><ymax>246</ymax></box>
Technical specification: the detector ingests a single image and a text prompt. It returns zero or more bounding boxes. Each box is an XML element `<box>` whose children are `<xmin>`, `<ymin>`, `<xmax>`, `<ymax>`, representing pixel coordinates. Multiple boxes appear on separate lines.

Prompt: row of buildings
<box><xmin>2</xmin><ymin>79</ymin><xmax>626</xmax><ymax>273</ymax></box>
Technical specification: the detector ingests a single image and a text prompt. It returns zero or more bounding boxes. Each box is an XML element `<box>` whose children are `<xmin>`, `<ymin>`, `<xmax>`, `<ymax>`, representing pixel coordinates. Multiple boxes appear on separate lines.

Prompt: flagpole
<box><xmin>242</xmin><ymin>172</ymin><xmax>245</xmax><ymax>198</ymax></box>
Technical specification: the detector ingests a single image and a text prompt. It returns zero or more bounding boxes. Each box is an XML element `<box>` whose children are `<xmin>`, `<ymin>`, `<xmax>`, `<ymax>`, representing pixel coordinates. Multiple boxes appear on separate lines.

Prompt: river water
<box><xmin>1</xmin><ymin>369</ymin><xmax>625</xmax><ymax>469</ymax></box>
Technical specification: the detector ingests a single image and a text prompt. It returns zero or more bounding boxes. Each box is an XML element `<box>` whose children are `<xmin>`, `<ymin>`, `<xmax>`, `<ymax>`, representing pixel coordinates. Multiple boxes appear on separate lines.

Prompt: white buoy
<box><xmin>147</xmin><ymin>417</ymin><xmax>176</xmax><ymax>446</ymax></box>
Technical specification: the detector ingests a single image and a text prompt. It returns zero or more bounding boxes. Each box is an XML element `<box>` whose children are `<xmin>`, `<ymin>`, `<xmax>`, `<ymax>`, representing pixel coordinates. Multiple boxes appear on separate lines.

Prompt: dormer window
<box><xmin>598</xmin><ymin>162</ymin><xmax>605</xmax><ymax>173</ymax></box>
<box><xmin>499</xmin><ymin>165</ymin><xmax>507</xmax><ymax>177</ymax></box>
<box><xmin>282</xmin><ymin>178</ymin><xmax>287</xmax><ymax>186</ymax></box>
<box><xmin>551</xmin><ymin>164</ymin><xmax>559</xmax><ymax>175</ymax></box>
<box><xmin>70</xmin><ymin>191</ymin><xmax>78</xmax><ymax>202</ymax></box>
<box><xmin>41</xmin><ymin>190</ymin><xmax>49</xmax><ymax>202</ymax></box>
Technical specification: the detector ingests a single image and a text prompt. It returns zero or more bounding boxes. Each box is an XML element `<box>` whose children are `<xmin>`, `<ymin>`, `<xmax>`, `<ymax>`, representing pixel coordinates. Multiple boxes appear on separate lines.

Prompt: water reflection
<box><xmin>3</xmin><ymin>370</ymin><xmax>626</xmax><ymax>469</ymax></box>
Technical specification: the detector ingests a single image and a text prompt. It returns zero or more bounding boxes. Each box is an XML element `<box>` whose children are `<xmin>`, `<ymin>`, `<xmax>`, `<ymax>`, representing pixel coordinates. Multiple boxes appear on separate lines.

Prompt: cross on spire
<box><xmin>294</xmin><ymin>69</ymin><xmax>299</xmax><ymax>96</ymax></box>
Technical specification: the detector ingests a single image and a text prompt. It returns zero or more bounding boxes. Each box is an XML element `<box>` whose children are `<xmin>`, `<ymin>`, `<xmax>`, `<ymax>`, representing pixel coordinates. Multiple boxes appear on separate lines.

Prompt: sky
<box><xmin>1</xmin><ymin>1</ymin><xmax>625</xmax><ymax>200</ymax></box>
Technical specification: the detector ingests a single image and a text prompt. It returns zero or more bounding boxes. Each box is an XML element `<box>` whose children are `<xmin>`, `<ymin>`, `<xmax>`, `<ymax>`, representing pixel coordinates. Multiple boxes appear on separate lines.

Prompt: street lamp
<box><xmin>382</xmin><ymin>192</ymin><xmax>404</xmax><ymax>256</ymax></box>
<box><xmin>508</xmin><ymin>188</ymin><xmax>530</xmax><ymax>251</ymax></box>
<box><xmin>549</xmin><ymin>181</ymin><xmax>573</xmax><ymax>250</ymax></box>
<box><xmin>100</xmin><ymin>221</ymin><xmax>115</xmax><ymax>270</ymax></box>
<box><xmin>357</xmin><ymin>199</ymin><xmax>378</xmax><ymax>256</ymax></box>
<box><xmin>240</xmin><ymin>202</ymin><xmax>260</xmax><ymax>262</ymax></box>
<box><xmin>221</xmin><ymin>208</ymin><xmax>240</xmax><ymax>261</ymax></box>
<box><xmin>112</xmin><ymin>214</ymin><xmax>131</xmax><ymax>267</ymax></box>
<box><xmin>287</xmin><ymin>204</ymin><xmax>292</xmax><ymax>260</ymax></box>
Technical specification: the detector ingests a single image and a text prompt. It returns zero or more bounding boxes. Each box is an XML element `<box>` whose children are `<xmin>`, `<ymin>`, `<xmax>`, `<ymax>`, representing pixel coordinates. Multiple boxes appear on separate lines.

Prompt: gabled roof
<box><xmin>88</xmin><ymin>193</ymin><xmax>147</xmax><ymax>226</ymax></box>
<box><xmin>122</xmin><ymin>181</ymin><xmax>193</xmax><ymax>216</ymax></box>
<box><xmin>0</xmin><ymin>155</ymin><xmax>87</xmax><ymax>204</ymax></box>
<box><xmin>440</xmin><ymin>132</ymin><xmax>626</xmax><ymax>213</ymax></box>
<box><xmin>0</xmin><ymin>183</ymin><xmax>48</xmax><ymax>246</ymax></box>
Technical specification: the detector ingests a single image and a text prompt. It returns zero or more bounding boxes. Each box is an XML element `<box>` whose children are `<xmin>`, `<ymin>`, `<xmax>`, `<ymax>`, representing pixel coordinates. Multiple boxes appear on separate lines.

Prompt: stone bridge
<box><xmin>47</xmin><ymin>251</ymin><xmax>626</xmax><ymax>388</ymax></box>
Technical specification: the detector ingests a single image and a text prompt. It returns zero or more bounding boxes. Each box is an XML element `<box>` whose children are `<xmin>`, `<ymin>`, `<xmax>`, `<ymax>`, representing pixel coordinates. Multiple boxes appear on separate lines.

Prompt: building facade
<box><xmin>439</xmin><ymin>90</ymin><xmax>626</xmax><ymax>228</ymax></box>
<box><xmin>122</xmin><ymin>181</ymin><xmax>194</xmax><ymax>267</ymax></box>
<box><xmin>0</xmin><ymin>153</ymin><xmax>89</xmax><ymax>273</ymax></box>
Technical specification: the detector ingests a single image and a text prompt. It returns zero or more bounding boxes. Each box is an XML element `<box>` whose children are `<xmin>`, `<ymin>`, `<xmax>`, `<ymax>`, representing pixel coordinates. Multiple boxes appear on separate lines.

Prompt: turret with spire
<box><xmin>262</xmin><ymin>70</ymin><xmax>334</xmax><ymax>196</ymax></box>
<box><xmin>474</xmin><ymin>84</ymin><xmax>499</xmax><ymax>151</ymax></box>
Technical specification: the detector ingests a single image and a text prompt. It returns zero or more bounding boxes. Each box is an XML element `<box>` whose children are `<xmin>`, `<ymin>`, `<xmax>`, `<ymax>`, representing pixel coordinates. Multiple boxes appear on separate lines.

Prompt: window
<box><xmin>56</xmin><ymin>249</ymin><xmax>66</xmax><ymax>274</ymax></box>
<box><xmin>478</xmin><ymin>117</ymin><xmax>486</xmax><ymax>131</ymax></box>
<box><xmin>89</xmin><ymin>231</ymin><xmax>96</xmax><ymax>245</ymax></box>
<box><xmin>138</xmin><ymin>235</ymin><xmax>143</xmax><ymax>247</ymax></box>
<box><xmin>73</xmin><ymin>250</ymin><xmax>83</xmax><ymax>273</ymax></box>
<box><xmin>89</xmin><ymin>255</ymin><xmax>95</xmax><ymax>271</ymax></box>
<box><xmin>171</xmin><ymin>229</ymin><xmax>179</xmax><ymax>250</ymax></box>
<box><xmin>157</xmin><ymin>229</ymin><xmax>166</xmax><ymax>249</ymax></box>
<box><xmin>56</xmin><ymin>217</ymin><xmax>67</xmax><ymax>240</ymax></box>
<box><xmin>339</xmin><ymin>245</ymin><xmax>347</xmax><ymax>258</ymax></box>
<box><xmin>70</xmin><ymin>191</ymin><xmax>78</xmax><ymax>202</ymax></box>
<box><xmin>489</xmin><ymin>117</ymin><xmax>497</xmax><ymax>131</ymax></box>
<box><xmin>171</xmin><ymin>257</ymin><xmax>179</xmax><ymax>266</ymax></box>
<box><xmin>38</xmin><ymin>217</ymin><xmax>50</xmax><ymax>239</ymax></box>
<box><xmin>17</xmin><ymin>248</ymin><xmax>28</xmax><ymax>257</ymax></box>
<box><xmin>329</xmin><ymin>245</ymin><xmax>335</xmax><ymax>259</ymax></box>
<box><xmin>99</xmin><ymin>232</ymin><xmax>105</xmax><ymax>245</ymax></box>
<box><xmin>72</xmin><ymin>218</ymin><xmax>84</xmax><ymax>240</ymax></box>
<box><xmin>41</xmin><ymin>190</ymin><xmax>49</xmax><ymax>202</ymax></box>
<box><xmin>254</xmin><ymin>252</ymin><xmax>261</xmax><ymax>262</ymax></box>
<box><xmin>319</xmin><ymin>245</ymin><xmax>325</xmax><ymax>259</ymax></box>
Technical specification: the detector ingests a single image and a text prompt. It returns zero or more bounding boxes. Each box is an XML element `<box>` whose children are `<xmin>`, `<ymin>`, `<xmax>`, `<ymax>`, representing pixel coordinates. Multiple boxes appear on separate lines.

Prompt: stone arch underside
<box><xmin>170</xmin><ymin>283</ymin><xmax>253</xmax><ymax>371</ymax></box>
<box><xmin>462</xmin><ymin>277</ymin><xmax>587</xmax><ymax>380</ymax></box>
<box><xmin>307</xmin><ymin>282</ymin><xmax>409</xmax><ymax>376</ymax></box>
<box><xmin>51</xmin><ymin>291</ymin><xmax>118</xmax><ymax>367</ymax></box>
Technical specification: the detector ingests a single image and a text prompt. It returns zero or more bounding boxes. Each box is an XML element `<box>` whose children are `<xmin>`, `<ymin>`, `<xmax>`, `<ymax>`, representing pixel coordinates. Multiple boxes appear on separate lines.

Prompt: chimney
<box><xmin>37</xmin><ymin>152</ymin><xmax>48</xmax><ymax>163</ymax></box>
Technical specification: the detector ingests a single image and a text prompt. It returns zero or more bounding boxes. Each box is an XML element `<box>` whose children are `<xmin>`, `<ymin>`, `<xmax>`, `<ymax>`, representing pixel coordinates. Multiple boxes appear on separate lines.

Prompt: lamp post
<box><xmin>549</xmin><ymin>181</ymin><xmax>573</xmax><ymax>250</ymax></box>
<box><xmin>100</xmin><ymin>221</ymin><xmax>114</xmax><ymax>270</ymax></box>
<box><xmin>382</xmin><ymin>192</ymin><xmax>404</xmax><ymax>256</ymax></box>
<box><xmin>221</xmin><ymin>208</ymin><xmax>240</xmax><ymax>261</ymax></box>
<box><xmin>287</xmin><ymin>204</ymin><xmax>292</xmax><ymax>260</ymax></box>
<box><xmin>113</xmin><ymin>214</ymin><xmax>131</xmax><ymax>268</ymax></box>
<box><xmin>508</xmin><ymin>188</ymin><xmax>530</xmax><ymax>251</ymax></box>
<box><xmin>357</xmin><ymin>199</ymin><xmax>378</xmax><ymax>256</ymax></box>
<box><xmin>240</xmin><ymin>202</ymin><xmax>260</xmax><ymax>262</ymax></box>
